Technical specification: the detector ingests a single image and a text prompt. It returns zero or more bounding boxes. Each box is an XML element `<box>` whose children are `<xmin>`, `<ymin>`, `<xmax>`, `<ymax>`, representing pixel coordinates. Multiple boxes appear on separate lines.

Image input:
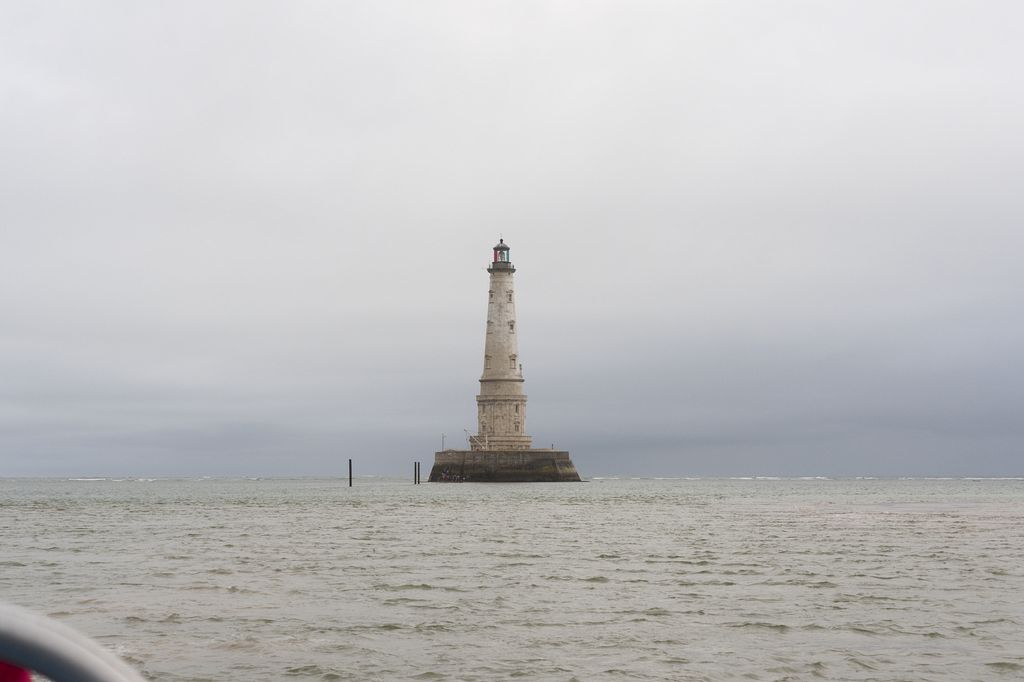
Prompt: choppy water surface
<box><xmin>2</xmin><ymin>477</ymin><xmax>1023</xmax><ymax>681</ymax></box>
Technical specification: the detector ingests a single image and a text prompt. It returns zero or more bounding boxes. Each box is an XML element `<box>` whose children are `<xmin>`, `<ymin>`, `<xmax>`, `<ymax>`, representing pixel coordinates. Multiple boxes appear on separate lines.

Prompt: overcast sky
<box><xmin>2</xmin><ymin>1</ymin><xmax>1021</xmax><ymax>477</ymax></box>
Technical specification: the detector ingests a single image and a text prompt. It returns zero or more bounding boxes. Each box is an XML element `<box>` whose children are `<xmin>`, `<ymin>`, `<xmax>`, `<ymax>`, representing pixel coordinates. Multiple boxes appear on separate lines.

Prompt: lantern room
<box><xmin>493</xmin><ymin>239</ymin><xmax>510</xmax><ymax>262</ymax></box>
<box><xmin>488</xmin><ymin>238</ymin><xmax>515</xmax><ymax>273</ymax></box>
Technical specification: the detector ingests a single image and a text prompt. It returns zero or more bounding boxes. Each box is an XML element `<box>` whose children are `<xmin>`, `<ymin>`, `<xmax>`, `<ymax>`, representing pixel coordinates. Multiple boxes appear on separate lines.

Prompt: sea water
<box><xmin>1</xmin><ymin>477</ymin><xmax>1022</xmax><ymax>681</ymax></box>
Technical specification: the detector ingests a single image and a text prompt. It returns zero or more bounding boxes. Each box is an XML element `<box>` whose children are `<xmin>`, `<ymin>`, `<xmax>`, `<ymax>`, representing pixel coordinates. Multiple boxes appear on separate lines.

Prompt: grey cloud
<box><xmin>2</xmin><ymin>1</ymin><xmax>1022</xmax><ymax>476</ymax></box>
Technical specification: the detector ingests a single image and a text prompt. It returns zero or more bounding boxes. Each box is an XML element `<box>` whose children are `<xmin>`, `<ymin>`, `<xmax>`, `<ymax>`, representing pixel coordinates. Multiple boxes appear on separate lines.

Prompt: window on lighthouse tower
<box><xmin>509</xmin><ymin>355</ymin><xmax>517</xmax><ymax>369</ymax></box>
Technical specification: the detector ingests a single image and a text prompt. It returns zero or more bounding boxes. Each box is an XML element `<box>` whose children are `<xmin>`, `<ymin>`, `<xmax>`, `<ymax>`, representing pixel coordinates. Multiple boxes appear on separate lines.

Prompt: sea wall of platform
<box><xmin>428</xmin><ymin>449</ymin><xmax>581</xmax><ymax>482</ymax></box>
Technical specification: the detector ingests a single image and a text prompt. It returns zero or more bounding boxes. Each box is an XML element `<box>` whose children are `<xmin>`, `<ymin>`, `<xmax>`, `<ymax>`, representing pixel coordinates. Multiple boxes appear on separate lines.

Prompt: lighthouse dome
<box><xmin>493</xmin><ymin>239</ymin><xmax>510</xmax><ymax>251</ymax></box>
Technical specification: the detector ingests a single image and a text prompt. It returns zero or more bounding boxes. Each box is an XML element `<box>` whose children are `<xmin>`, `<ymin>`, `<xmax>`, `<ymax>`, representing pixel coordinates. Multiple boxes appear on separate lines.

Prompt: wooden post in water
<box><xmin>348</xmin><ymin>458</ymin><xmax>352</xmax><ymax>487</ymax></box>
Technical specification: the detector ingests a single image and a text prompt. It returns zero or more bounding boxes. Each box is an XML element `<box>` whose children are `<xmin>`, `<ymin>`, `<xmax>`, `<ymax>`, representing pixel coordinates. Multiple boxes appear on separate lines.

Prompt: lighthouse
<box><xmin>429</xmin><ymin>239</ymin><xmax>581</xmax><ymax>482</ymax></box>
<box><xmin>472</xmin><ymin>239</ymin><xmax>531</xmax><ymax>451</ymax></box>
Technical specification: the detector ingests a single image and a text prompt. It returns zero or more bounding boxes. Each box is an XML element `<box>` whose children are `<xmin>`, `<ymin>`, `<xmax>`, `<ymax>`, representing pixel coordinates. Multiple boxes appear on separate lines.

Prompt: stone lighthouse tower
<box><xmin>472</xmin><ymin>239</ymin><xmax>532</xmax><ymax>451</ymax></box>
<box><xmin>429</xmin><ymin>239</ymin><xmax>581</xmax><ymax>482</ymax></box>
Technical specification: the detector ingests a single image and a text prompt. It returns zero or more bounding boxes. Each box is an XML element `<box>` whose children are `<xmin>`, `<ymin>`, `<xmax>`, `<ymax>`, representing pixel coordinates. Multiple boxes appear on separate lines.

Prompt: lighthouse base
<box><xmin>428</xmin><ymin>449</ymin><xmax>581</xmax><ymax>482</ymax></box>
